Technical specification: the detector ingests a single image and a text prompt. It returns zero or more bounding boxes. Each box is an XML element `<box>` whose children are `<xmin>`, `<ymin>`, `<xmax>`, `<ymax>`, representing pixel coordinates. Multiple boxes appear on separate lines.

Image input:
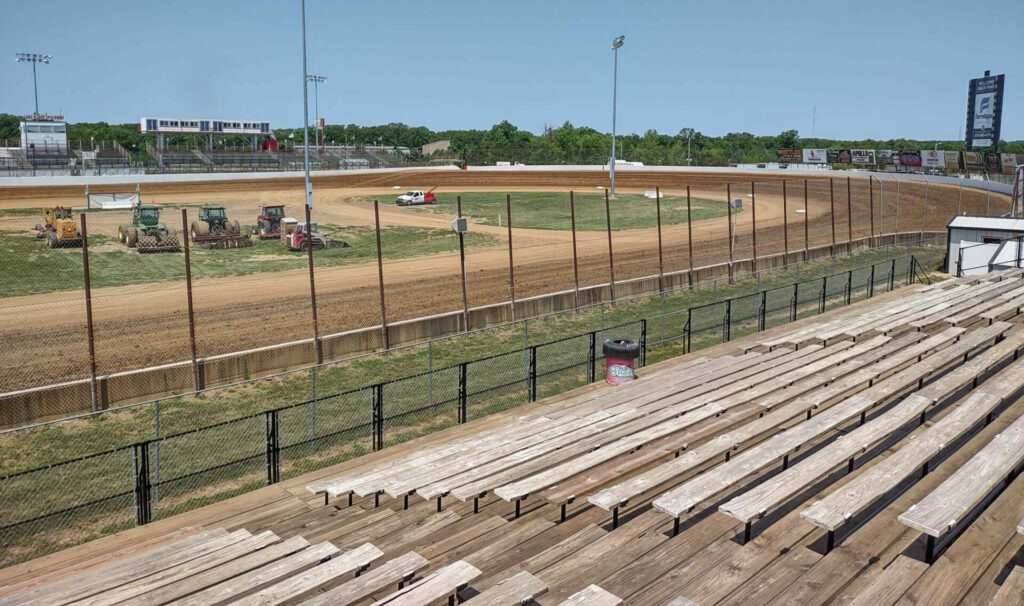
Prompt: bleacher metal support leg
<box><xmin>925</xmin><ymin>536</ymin><xmax>936</xmax><ymax>564</ymax></box>
<box><xmin>474</xmin><ymin>497</ymin><xmax>480</xmax><ymax>514</ymax></box>
<box><xmin>515</xmin><ymin>499</ymin><xmax>521</xmax><ymax>519</ymax></box>
<box><xmin>921</xmin><ymin>460</ymin><xmax>930</xmax><ymax>478</ymax></box>
<box><xmin>612</xmin><ymin>507</ymin><xmax>619</xmax><ymax>529</ymax></box>
<box><xmin>348</xmin><ymin>492</ymin><xmax>353</xmax><ymax>507</ymax></box>
<box><xmin>848</xmin><ymin>458</ymin><xmax>855</xmax><ymax>473</ymax></box>
<box><xmin>561</xmin><ymin>503</ymin><xmax>567</xmax><ymax>522</ymax></box>
<box><xmin>374</xmin><ymin>492</ymin><xmax>380</xmax><ymax>508</ymax></box>
<box><xmin>323</xmin><ymin>492</ymin><xmax>328</xmax><ymax>506</ymax></box>
<box><xmin>437</xmin><ymin>496</ymin><xmax>443</xmax><ymax>512</ymax></box>
<box><xmin>673</xmin><ymin>517</ymin><xmax>681</xmax><ymax>536</ymax></box>
<box><xmin>403</xmin><ymin>494</ymin><xmax>409</xmax><ymax>510</ymax></box>
<box><xmin>743</xmin><ymin>521</ymin><xmax>752</xmax><ymax>544</ymax></box>
<box><xmin>782</xmin><ymin>454</ymin><xmax>789</xmax><ymax>470</ymax></box>
<box><xmin>826</xmin><ymin>530</ymin><xmax>835</xmax><ymax>553</ymax></box>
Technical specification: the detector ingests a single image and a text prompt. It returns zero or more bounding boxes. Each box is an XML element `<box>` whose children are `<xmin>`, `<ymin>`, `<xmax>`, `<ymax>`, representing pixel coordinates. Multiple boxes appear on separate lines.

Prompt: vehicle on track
<box><xmin>191</xmin><ymin>204</ymin><xmax>252</xmax><ymax>248</ymax></box>
<box><xmin>117</xmin><ymin>204</ymin><xmax>181</xmax><ymax>253</ymax></box>
<box><xmin>252</xmin><ymin>204</ymin><xmax>286</xmax><ymax>239</ymax></box>
<box><xmin>396</xmin><ymin>187</ymin><xmax>437</xmax><ymax>206</ymax></box>
<box><xmin>35</xmin><ymin>207</ymin><xmax>82</xmax><ymax>248</ymax></box>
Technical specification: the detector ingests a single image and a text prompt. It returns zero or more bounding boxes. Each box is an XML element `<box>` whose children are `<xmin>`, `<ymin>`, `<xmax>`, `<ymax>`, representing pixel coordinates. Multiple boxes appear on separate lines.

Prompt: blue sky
<box><xmin>1</xmin><ymin>0</ymin><xmax>1021</xmax><ymax>140</ymax></box>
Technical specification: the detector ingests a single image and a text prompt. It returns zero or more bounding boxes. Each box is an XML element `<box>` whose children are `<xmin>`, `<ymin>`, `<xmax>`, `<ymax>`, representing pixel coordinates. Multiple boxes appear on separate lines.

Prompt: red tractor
<box><xmin>253</xmin><ymin>204</ymin><xmax>286</xmax><ymax>239</ymax></box>
<box><xmin>281</xmin><ymin>218</ymin><xmax>327</xmax><ymax>250</ymax></box>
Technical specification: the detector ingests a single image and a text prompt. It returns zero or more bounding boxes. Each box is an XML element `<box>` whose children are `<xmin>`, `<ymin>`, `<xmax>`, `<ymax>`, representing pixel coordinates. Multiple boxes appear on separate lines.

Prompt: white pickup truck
<box><xmin>395</xmin><ymin>190</ymin><xmax>437</xmax><ymax>206</ymax></box>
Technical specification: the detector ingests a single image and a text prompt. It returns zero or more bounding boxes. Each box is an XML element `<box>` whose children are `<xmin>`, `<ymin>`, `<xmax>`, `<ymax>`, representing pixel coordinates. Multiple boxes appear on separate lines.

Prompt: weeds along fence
<box><xmin>0</xmin><ymin>250</ymin><xmax>937</xmax><ymax>568</ymax></box>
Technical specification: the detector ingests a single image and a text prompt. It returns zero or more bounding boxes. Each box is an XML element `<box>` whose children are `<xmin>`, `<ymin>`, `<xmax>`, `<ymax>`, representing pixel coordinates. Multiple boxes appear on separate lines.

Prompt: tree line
<box><xmin>1</xmin><ymin>113</ymin><xmax>1020</xmax><ymax>165</ymax></box>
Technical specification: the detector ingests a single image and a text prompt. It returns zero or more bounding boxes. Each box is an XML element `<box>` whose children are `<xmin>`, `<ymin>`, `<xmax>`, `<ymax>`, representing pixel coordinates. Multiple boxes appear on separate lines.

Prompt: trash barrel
<box><xmin>603</xmin><ymin>338</ymin><xmax>640</xmax><ymax>385</ymax></box>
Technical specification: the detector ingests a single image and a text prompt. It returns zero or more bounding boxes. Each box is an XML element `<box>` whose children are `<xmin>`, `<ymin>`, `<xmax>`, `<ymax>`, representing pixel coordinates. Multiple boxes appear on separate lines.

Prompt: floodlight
<box><xmin>611</xmin><ymin>35</ymin><xmax>624</xmax><ymax>49</ymax></box>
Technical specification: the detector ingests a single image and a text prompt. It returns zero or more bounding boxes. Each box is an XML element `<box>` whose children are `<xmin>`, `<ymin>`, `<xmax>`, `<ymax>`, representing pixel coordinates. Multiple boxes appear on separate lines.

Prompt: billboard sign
<box><xmin>943</xmin><ymin>151</ymin><xmax>961</xmax><ymax>169</ymax></box>
<box><xmin>985</xmin><ymin>152</ymin><xmax>1001</xmax><ymax>172</ymax></box>
<box><xmin>965</xmin><ymin>73</ymin><xmax>1005</xmax><ymax>149</ymax></box>
<box><xmin>921</xmin><ymin>149</ymin><xmax>944</xmax><ymax>169</ymax></box>
<box><xmin>1002</xmin><ymin>153</ymin><xmax>1020</xmax><ymax>174</ymax></box>
<box><xmin>851</xmin><ymin>149</ymin><xmax>875</xmax><ymax>164</ymax></box>
<box><xmin>777</xmin><ymin>149</ymin><xmax>802</xmax><ymax>163</ymax></box>
<box><xmin>964</xmin><ymin>151</ymin><xmax>984</xmax><ymax>167</ymax></box>
<box><xmin>876</xmin><ymin>150</ymin><xmax>896</xmax><ymax>165</ymax></box>
<box><xmin>827</xmin><ymin>149</ymin><xmax>851</xmax><ymax>164</ymax></box>
<box><xmin>802</xmin><ymin>148</ymin><xmax>827</xmax><ymax>164</ymax></box>
<box><xmin>899</xmin><ymin>150</ymin><xmax>922</xmax><ymax>167</ymax></box>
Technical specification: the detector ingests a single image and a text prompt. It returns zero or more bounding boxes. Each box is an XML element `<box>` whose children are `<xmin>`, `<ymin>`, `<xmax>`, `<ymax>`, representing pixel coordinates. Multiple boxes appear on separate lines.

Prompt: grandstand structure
<box><xmin>4</xmin><ymin>269</ymin><xmax>1024</xmax><ymax>604</ymax></box>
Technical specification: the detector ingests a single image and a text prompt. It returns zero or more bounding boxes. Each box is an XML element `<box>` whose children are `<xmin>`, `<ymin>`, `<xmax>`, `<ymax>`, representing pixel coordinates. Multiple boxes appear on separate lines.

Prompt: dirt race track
<box><xmin>0</xmin><ymin>169</ymin><xmax>1009</xmax><ymax>392</ymax></box>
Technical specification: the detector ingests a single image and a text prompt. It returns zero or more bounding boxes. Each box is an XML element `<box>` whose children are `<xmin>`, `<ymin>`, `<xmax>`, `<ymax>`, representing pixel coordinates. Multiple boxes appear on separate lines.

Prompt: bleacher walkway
<box><xmin>3</xmin><ymin>269</ymin><xmax>1024</xmax><ymax>604</ymax></box>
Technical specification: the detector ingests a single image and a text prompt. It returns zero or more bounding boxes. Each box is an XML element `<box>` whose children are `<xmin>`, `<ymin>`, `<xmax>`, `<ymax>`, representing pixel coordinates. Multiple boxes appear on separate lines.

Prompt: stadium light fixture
<box><xmin>15</xmin><ymin>52</ymin><xmax>53</xmax><ymax>115</ymax></box>
<box><xmin>609</xmin><ymin>35</ymin><xmax>624</xmax><ymax>198</ymax></box>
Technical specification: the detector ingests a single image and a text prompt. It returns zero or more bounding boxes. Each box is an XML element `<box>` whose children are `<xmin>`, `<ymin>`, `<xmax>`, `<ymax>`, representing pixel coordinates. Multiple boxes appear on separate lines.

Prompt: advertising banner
<box><xmin>1002</xmin><ymin>153</ymin><xmax>1020</xmax><ymax>174</ymax></box>
<box><xmin>876</xmin><ymin>150</ymin><xmax>896</xmax><ymax>165</ymax></box>
<box><xmin>827</xmin><ymin>149</ymin><xmax>851</xmax><ymax>164</ymax></box>
<box><xmin>965</xmin><ymin>73</ymin><xmax>1005</xmax><ymax>149</ymax></box>
<box><xmin>802</xmin><ymin>148</ymin><xmax>827</xmax><ymax>164</ymax></box>
<box><xmin>899</xmin><ymin>150</ymin><xmax>922</xmax><ymax>167</ymax></box>
<box><xmin>921</xmin><ymin>149</ymin><xmax>944</xmax><ymax>169</ymax></box>
<box><xmin>851</xmin><ymin>149</ymin><xmax>875</xmax><ymax>164</ymax></box>
<box><xmin>984</xmin><ymin>153</ymin><xmax>1001</xmax><ymax>172</ymax></box>
<box><xmin>777</xmin><ymin>149</ymin><xmax>802</xmax><ymax>163</ymax></box>
<box><xmin>943</xmin><ymin>151</ymin><xmax>961</xmax><ymax>169</ymax></box>
<box><xmin>964</xmin><ymin>151</ymin><xmax>984</xmax><ymax>167</ymax></box>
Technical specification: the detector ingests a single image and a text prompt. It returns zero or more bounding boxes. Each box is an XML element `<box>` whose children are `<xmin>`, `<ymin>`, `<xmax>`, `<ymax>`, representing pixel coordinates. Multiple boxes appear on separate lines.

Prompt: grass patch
<box><xmin>365</xmin><ymin>191</ymin><xmax>733</xmax><ymax>231</ymax></box>
<box><xmin>0</xmin><ymin>226</ymin><xmax>499</xmax><ymax>298</ymax></box>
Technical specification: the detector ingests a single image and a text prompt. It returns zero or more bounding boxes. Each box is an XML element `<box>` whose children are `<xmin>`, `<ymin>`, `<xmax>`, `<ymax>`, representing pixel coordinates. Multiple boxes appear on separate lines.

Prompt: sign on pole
<box><xmin>965</xmin><ymin>72</ymin><xmax>1005</xmax><ymax>149</ymax></box>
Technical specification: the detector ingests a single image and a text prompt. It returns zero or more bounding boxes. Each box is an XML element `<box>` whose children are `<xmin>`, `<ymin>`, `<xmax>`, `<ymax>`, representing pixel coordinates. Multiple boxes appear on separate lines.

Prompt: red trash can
<box><xmin>603</xmin><ymin>338</ymin><xmax>640</xmax><ymax>385</ymax></box>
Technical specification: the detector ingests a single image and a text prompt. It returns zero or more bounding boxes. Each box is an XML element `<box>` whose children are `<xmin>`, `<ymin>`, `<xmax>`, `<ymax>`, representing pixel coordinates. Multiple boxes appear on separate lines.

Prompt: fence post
<box><xmin>506</xmin><ymin>194</ymin><xmax>516</xmax><ymax>320</ymax></box>
<box><xmin>264</xmin><ymin>410</ymin><xmax>280</xmax><ymax>484</ymax></box>
<box><xmin>791</xmin><ymin>284</ymin><xmax>798</xmax><ymax>321</ymax></box>
<box><xmin>132</xmin><ymin>441</ymin><xmax>153</xmax><ymax>525</ymax></box>
<box><xmin>639</xmin><ymin>319</ymin><xmax>647</xmax><ymax>367</ymax></box>
<box><xmin>888</xmin><ymin>258</ymin><xmax>896</xmax><ymax>291</ymax></box>
<box><xmin>178</xmin><ymin>209</ymin><xmax>201</xmax><ymax>393</ymax></box>
<box><xmin>528</xmin><ymin>346</ymin><xmax>538</xmax><ymax>402</ymax></box>
<box><xmin>604</xmin><ymin>188</ymin><xmax>616</xmax><ymax>302</ymax></box>
<box><xmin>686</xmin><ymin>186</ymin><xmax>695</xmax><ymax>287</ymax></box>
<box><xmin>846</xmin><ymin>270</ymin><xmax>853</xmax><ymax>305</ymax></box>
<box><xmin>751</xmin><ymin>182</ymin><xmax>758</xmax><ymax>271</ymax></box>
<box><xmin>782</xmin><ymin>180</ymin><xmax>789</xmax><ymax>261</ymax></box>
<box><xmin>829</xmin><ymin>178</ymin><xmax>836</xmax><ymax>254</ymax></box>
<box><xmin>587</xmin><ymin>331</ymin><xmax>597</xmax><ymax>383</ymax></box>
<box><xmin>818</xmin><ymin>279</ymin><xmax>827</xmax><ymax>314</ymax></box>
<box><xmin>373</xmin><ymin>200</ymin><xmax>390</xmax><ymax>349</ymax></box>
<box><xmin>868</xmin><ymin>264</ymin><xmax>875</xmax><ymax>298</ymax></box>
<box><xmin>847</xmin><ymin>176</ymin><xmax>853</xmax><ymax>247</ymax></box>
<box><xmin>569</xmin><ymin>191</ymin><xmax>580</xmax><ymax>311</ymax></box>
<box><xmin>371</xmin><ymin>384</ymin><xmax>384</xmax><ymax>451</ymax></box>
<box><xmin>908</xmin><ymin>256</ymin><xmax>916</xmax><ymax>285</ymax></box>
<box><xmin>803</xmin><ymin>179</ymin><xmax>810</xmax><ymax>255</ymax></box>
<box><xmin>656</xmin><ymin>187</ymin><xmax>664</xmax><ymax>292</ymax></box>
<box><xmin>80</xmin><ymin>213</ymin><xmax>100</xmax><ymax>412</ymax></box>
<box><xmin>758</xmin><ymin>290</ymin><xmax>767</xmax><ymax>332</ymax></box>
<box><xmin>727</xmin><ymin>184</ymin><xmax>734</xmax><ymax>281</ymax></box>
<box><xmin>723</xmin><ymin>299</ymin><xmax>732</xmax><ymax>343</ymax></box>
<box><xmin>458</xmin><ymin>362</ymin><xmax>468</xmax><ymax>423</ymax></box>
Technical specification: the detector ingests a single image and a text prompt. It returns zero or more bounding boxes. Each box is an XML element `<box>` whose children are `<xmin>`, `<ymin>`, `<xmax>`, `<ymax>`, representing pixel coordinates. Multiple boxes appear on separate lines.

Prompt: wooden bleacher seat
<box><xmin>296</xmin><ymin>551</ymin><xmax>428</xmax><ymax>606</ymax></box>
<box><xmin>462</xmin><ymin>570</ymin><xmax>547</xmax><ymax>604</ymax></box>
<box><xmin>368</xmin><ymin>560</ymin><xmax>481</xmax><ymax>606</ymax></box>
<box><xmin>557</xmin><ymin>584</ymin><xmax>622</xmax><ymax>605</ymax></box>
<box><xmin>988</xmin><ymin>566</ymin><xmax>1024</xmax><ymax>606</ymax></box>
<box><xmin>846</xmin><ymin>555</ymin><xmax>928</xmax><ymax>606</ymax></box>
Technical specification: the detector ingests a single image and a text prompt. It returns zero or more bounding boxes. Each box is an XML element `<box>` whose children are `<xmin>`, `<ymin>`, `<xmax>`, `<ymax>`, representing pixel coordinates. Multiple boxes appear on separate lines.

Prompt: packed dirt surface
<box><xmin>0</xmin><ymin>169</ymin><xmax>1008</xmax><ymax>391</ymax></box>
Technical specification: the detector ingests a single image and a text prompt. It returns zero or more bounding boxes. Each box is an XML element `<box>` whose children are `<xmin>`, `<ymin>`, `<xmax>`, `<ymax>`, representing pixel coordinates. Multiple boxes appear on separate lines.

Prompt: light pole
<box><xmin>300</xmin><ymin>0</ymin><xmax>312</xmax><ymax>208</ymax></box>
<box><xmin>609</xmin><ymin>35</ymin><xmax>624</xmax><ymax>198</ymax></box>
<box><xmin>306</xmin><ymin>74</ymin><xmax>326</xmax><ymax>150</ymax></box>
<box><xmin>15</xmin><ymin>52</ymin><xmax>52</xmax><ymax>115</ymax></box>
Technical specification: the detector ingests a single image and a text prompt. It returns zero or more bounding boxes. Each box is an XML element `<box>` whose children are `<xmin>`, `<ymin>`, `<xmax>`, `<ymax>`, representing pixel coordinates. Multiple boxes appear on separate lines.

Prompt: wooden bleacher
<box><xmin>5</xmin><ymin>270</ymin><xmax>1024</xmax><ymax>605</ymax></box>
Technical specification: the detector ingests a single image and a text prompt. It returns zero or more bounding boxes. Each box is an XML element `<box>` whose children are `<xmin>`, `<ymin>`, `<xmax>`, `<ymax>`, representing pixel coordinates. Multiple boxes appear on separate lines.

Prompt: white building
<box><xmin>20</xmin><ymin>114</ymin><xmax>68</xmax><ymax>154</ymax></box>
<box><xmin>946</xmin><ymin>216</ymin><xmax>1024</xmax><ymax>275</ymax></box>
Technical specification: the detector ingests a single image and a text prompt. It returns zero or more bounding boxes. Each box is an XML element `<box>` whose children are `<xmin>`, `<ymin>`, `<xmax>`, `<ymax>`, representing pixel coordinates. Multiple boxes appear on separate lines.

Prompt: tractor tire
<box><xmin>193</xmin><ymin>220</ymin><xmax>211</xmax><ymax>236</ymax></box>
<box><xmin>46</xmin><ymin>231</ymin><xmax>57</xmax><ymax>248</ymax></box>
<box><xmin>118</xmin><ymin>224</ymin><xmax>126</xmax><ymax>243</ymax></box>
<box><xmin>166</xmin><ymin>226</ymin><xmax>177</xmax><ymax>237</ymax></box>
<box><xmin>126</xmin><ymin>227</ymin><xmax>138</xmax><ymax>248</ymax></box>
<box><xmin>229</xmin><ymin>220</ymin><xmax>240</xmax><ymax>235</ymax></box>
<box><xmin>258</xmin><ymin>219</ymin><xmax>270</xmax><ymax>236</ymax></box>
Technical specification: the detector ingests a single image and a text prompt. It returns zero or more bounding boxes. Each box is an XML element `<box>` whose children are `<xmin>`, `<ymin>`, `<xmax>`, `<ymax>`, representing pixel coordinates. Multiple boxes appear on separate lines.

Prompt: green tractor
<box><xmin>191</xmin><ymin>204</ymin><xmax>252</xmax><ymax>248</ymax></box>
<box><xmin>117</xmin><ymin>204</ymin><xmax>181</xmax><ymax>253</ymax></box>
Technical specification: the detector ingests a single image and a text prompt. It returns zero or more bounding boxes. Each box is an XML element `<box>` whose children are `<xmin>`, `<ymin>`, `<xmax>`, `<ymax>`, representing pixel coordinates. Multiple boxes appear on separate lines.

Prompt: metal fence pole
<box><xmin>727</xmin><ymin>183</ymin><xmax>734</xmax><ymax>280</ymax></box>
<box><xmin>604</xmin><ymin>188</ymin><xmax>616</xmax><ymax>302</ymax></box>
<box><xmin>790</xmin><ymin>283</ymin><xmax>798</xmax><ymax>321</ymax></box>
<box><xmin>506</xmin><ymin>194</ymin><xmax>516</xmax><ymax>320</ymax></box>
<box><xmin>457</xmin><ymin>196</ymin><xmax>470</xmax><ymax>330</ymax></box>
<box><xmin>803</xmin><ymin>179</ymin><xmax>809</xmax><ymax>255</ymax></box>
<box><xmin>751</xmin><ymin>182</ymin><xmax>758</xmax><ymax>271</ymax></box>
<box><xmin>782</xmin><ymin>181</ymin><xmax>789</xmax><ymax>261</ymax></box>
<box><xmin>80</xmin><ymin>213</ymin><xmax>100</xmax><ymax>412</ymax></box>
<box><xmin>373</xmin><ymin>200</ymin><xmax>389</xmax><ymax>349</ymax></box>
<box><xmin>132</xmin><ymin>441</ymin><xmax>153</xmax><ymax>525</ymax></box>
<box><xmin>847</xmin><ymin>176</ymin><xmax>853</xmax><ymax>247</ymax></box>
<box><xmin>684</xmin><ymin>309</ymin><xmax>692</xmax><ymax>354</ymax></box>
<box><xmin>869</xmin><ymin>176</ymin><xmax>876</xmax><ymax>247</ymax></box>
<box><xmin>570</xmin><ymin>191</ymin><xmax>581</xmax><ymax>311</ymax></box>
<box><xmin>921</xmin><ymin>182</ymin><xmax>929</xmax><ymax>237</ymax></box>
<box><xmin>759</xmin><ymin>290</ymin><xmax>767</xmax><ymax>332</ymax></box>
<box><xmin>723</xmin><ymin>299</ymin><xmax>732</xmax><ymax>342</ymax></box>
<box><xmin>687</xmin><ymin>186</ymin><xmax>695</xmax><ymax>286</ymax></box>
<box><xmin>180</xmin><ymin>209</ymin><xmax>200</xmax><ymax>392</ymax></box>
<box><xmin>304</xmin><ymin>204</ymin><xmax>321</xmax><ymax>364</ymax></box>
<box><xmin>829</xmin><ymin>177</ymin><xmax>836</xmax><ymax>254</ymax></box>
<box><xmin>457</xmin><ymin>362</ymin><xmax>468</xmax><ymax>423</ymax></box>
<box><xmin>894</xmin><ymin>177</ymin><xmax>901</xmax><ymax>236</ymax></box>
<box><xmin>587</xmin><ymin>331</ymin><xmax>597</xmax><ymax>382</ymax></box>
<box><xmin>656</xmin><ymin>186</ymin><xmax>665</xmax><ymax>292</ymax></box>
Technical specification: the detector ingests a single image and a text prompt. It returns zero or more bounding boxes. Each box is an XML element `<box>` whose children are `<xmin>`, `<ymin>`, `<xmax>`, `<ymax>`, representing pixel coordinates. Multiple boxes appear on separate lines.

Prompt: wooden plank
<box><xmin>462</xmin><ymin>570</ymin><xmax>547</xmax><ymax>605</ymax></box>
<box><xmin>225</xmin><ymin>542</ymin><xmax>383</xmax><ymax>605</ymax></box>
<box><xmin>75</xmin><ymin>531</ymin><xmax>282</xmax><ymax>606</ymax></box>
<box><xmin>909</xmin><ymin>280</ymin><xmax>1021</xmax><ymax>329</ymax></box>
<box><xmin>296</xmin><ymin>551</ymin><xmax>428</xmax><ymax>606</ymax></box>
<box><xmin>721</xmin><ymin>330</ymin><xmax>1024</xmax><ymax>525</ymax></box>
<box><xmin>947</xmin><ymin>283</ymin><xmax>1024</xmax><ymax>326</ymax></box>
<box><xmin>664</xmin><ymin>597</ymin><xmax>699</xmax><ymax>606</ymax></box>
<box><xmin>652</xmin><ymin>323</ymin><xmax>1009</xmax><ymax>519</ymax></box>
<box><xmin>898</xmin><ymin>412</ymin><xmax>1024</xmax><ymax>538</ymax></box>
<box><xmin>988</xmin><ymin>566</ymin><xmax>1024</xmax><ymax>606</ymax></box>
<box><xmin>847</xmin><ymin>555</ymin><xmax>928</xmax><ymax>606</ymax></box>
<box><xmin>368</xmin><ymin>560</ymin><xmax>481</xmax><ymax>606</ymax></box>
<box><xmin>0</xmin><ymin>529</ymin><xmax>253</xmax><ymax>606</ymax></box>
<box><xmin>164</xmin><ymin>542</ymin><xmax>341</xmax><ymax>606</ymax></box>
<box><xmin>557</xmin><ymin>584</ymin><xmax>622</xmax><ymax>606</ymax></box>
<box><xmin>123</xmin><ymin>536</ymin><xmax>312</xmax><ymax>606</ymax></box>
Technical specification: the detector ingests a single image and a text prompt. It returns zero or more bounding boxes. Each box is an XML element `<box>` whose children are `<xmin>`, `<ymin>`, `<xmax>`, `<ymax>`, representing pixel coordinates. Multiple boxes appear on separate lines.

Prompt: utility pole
<box><xmin>609</xmin><ymin>35</ymin><xmax>624</xmax><ymax>198</ymax></box>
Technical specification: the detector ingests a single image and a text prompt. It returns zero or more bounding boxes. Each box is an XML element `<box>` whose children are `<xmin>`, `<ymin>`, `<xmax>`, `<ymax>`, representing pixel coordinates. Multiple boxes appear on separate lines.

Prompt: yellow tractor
<box><xmin>35</xmin><ymin>207</ymin><xmax>83</xmax><ymax>248</ymax></box>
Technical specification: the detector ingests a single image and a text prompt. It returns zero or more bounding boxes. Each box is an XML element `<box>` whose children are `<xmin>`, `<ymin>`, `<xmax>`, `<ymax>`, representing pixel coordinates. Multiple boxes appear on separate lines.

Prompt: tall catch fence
<box><xmin>0</xmin><ymin>174</ymin><xmax>992</xmax><ymax>425</ymax></box>
<box><xmin>0</xmin><ymin>249</ymin><xmax>940</xmax><ymax>568</ymax></box>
